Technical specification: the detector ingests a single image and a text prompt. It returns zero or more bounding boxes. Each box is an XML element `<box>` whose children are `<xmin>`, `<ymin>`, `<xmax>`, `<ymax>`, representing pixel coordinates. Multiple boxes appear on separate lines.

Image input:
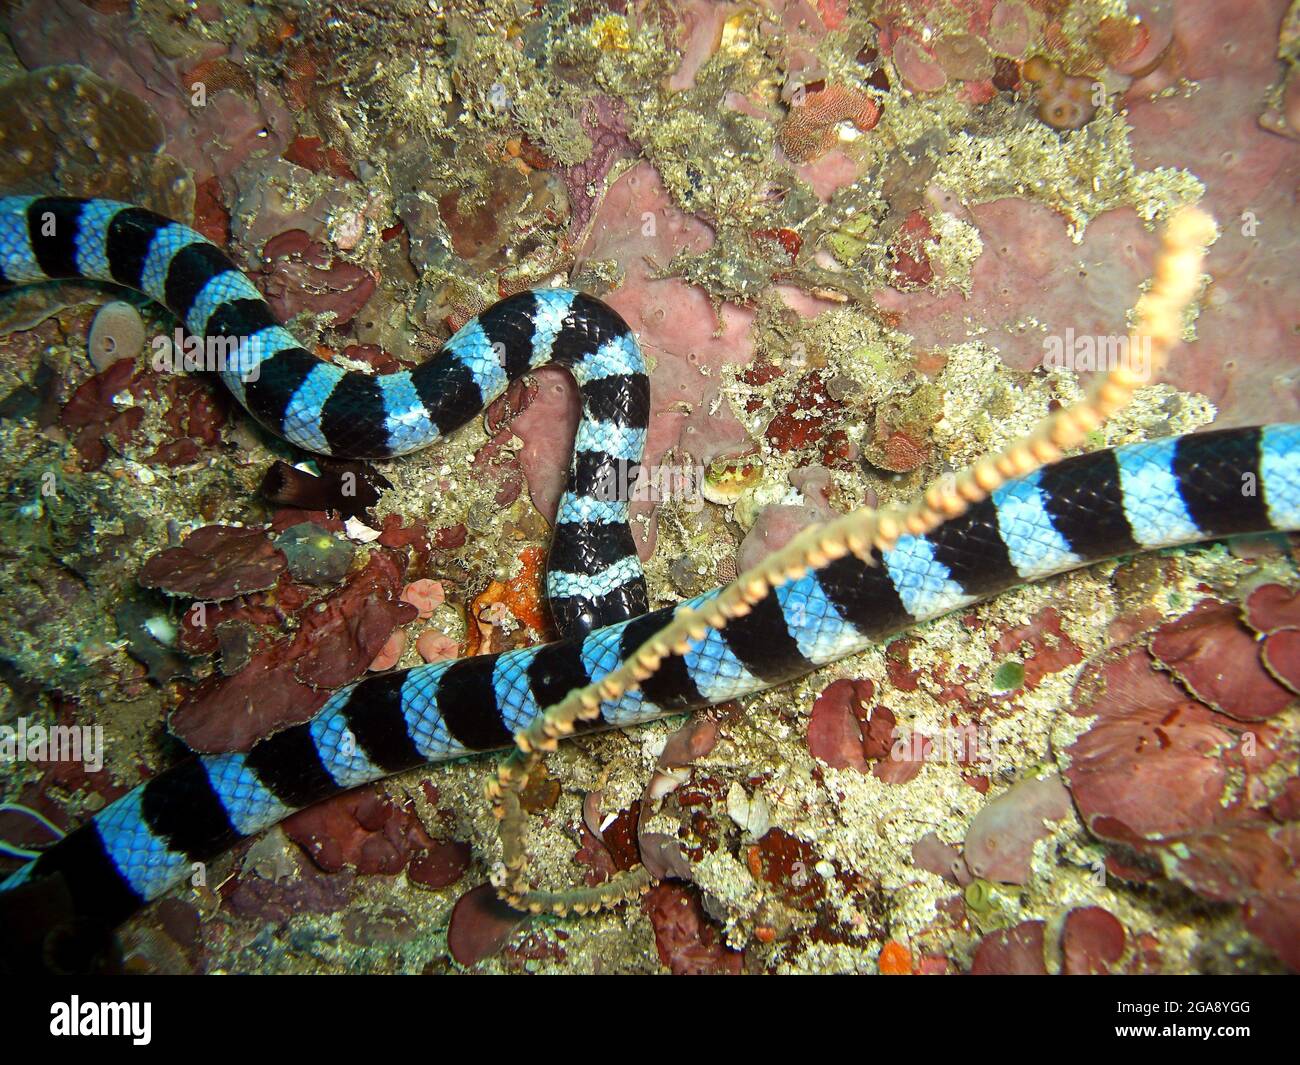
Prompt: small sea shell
<box><xmin>726</xmin><ymin>781</ymin><xmax>771</xmax><ymax>839</ymax></box>
<box><xmin>702</xmin><ymin>453</ymin><xmax>763</xmax><ymax>505</ymax></box>
<box><xmin>344</xmin><ymin>516</ymin><xmax>382</xmax><ymax>542</ymax></box>
<box><xmin>142</xmin><ymin>614</ymin><xmax>177</xmax><ymax>647</ymax></box>
<box><xmin>88</xmin><ymin>300</ymin><xmax>146</xmax><ymax>371</ymax></box>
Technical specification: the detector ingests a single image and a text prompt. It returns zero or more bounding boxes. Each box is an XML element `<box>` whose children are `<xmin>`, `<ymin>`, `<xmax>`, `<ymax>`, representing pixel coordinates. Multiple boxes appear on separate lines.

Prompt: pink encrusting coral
<box><xmin>9</xmin><ymin>0</ymin><xmax>293</xmax><ymax>192</ymax></box>
<box><xmin>962</xmin><ymin>772</ymin><xmax>1072</xmax><ymax>885</ymax></box>
<box><xmin>514</xmin><ymin>161</ymin><xmax>759</xmax><ymax>555</ymax></box>
<box><xmin>873</xmin><ymin>0</ymin><xmax>1300</xmax><ymax>427</ymax></box>
<box><xmin>560</xmin><ymin>95</ymin><xmax>637</xmax><ymax>236</ymax></box>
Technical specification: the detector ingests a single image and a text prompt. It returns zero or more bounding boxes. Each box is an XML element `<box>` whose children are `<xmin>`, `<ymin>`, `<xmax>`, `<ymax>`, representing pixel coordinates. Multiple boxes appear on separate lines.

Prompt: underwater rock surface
<box><xmin>0</xmin><ymin>0</ymin><xmax>1297</xmax><ymax>974</ymax></box>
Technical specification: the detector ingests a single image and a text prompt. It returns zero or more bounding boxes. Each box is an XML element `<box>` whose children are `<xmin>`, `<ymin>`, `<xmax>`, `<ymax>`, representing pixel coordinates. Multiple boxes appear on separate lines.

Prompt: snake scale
<box><xmin>0</xmin><ymin>196</ymin><xmax>1298</xmax><ymax>958</ymax></box>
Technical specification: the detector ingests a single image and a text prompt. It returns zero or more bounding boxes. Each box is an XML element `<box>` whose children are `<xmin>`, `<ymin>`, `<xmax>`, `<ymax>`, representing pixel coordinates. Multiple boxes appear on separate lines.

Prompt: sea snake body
<box><xmin>0</xmin><ymin>196</ymin><xmax>1298</xmax><ymax>950</ymax></box>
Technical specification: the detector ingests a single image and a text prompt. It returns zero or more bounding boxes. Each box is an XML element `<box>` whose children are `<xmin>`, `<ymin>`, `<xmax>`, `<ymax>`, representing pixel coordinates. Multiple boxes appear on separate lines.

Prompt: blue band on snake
<box><xmin>2</xmin><ymin>196</ymin><xmax>1299</xmax><ymax>939</ymax></box>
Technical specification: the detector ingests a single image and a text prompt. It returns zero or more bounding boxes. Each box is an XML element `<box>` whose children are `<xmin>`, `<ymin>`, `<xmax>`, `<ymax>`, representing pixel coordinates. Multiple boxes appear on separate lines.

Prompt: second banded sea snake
<box><xmin>0</xmin><ymin>197</ymin><xmax>1296</xmax><ymax>952</ymax></box>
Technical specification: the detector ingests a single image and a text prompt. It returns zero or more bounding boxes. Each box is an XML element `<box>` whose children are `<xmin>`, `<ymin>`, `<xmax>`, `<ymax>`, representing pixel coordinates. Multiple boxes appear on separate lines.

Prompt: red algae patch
<box><xmin>1261</xmin><ymin>630</ymin><xmax>1300</xmax><ymax>695</ymax></box>
<box><xmin>169</xmin><ymin>645</ymin><xmax>330</xmax><ymax>753</ymax></box>
<box><xmin>140</xmin><ymin>525</ymin><xmax>286</xmax><ymax>601</ymax></box>
<box><xmin>1149</xmin><ymin>598</ymin><xmax>1295</xmax><ymax>721</ymax></box>
<box><xmin>642</xmin><ymin>883</ymin><xmax>744</xmax><ymax>975</ymax></box>
<box><xmin>1056</xmin><ymin>590</ymin><xmax>1300</xmax><ymax>970</ymax></box>
<box><xmin>1061</xmin><ymin>647</ymin><xmax>1250</xmax><ymax>841</ymax></box>
<box><xmin>969</xmin><ymin>920</ymin><xmax>1048</xmax><ymax>974</ymax></box>
<box><xmin>256</xmin><ymin>229</ymin><xmax>375</xmax><ymax>328</ymax></box>
<box><xmin>1061</xmin><ymin>906</ymin><xmax>1127</xmax><ymax>974</ymax></box>
<box><xmin>1245</xmin><ymin>583</ymin><xmax>1300</xmax><ymax>634</ymax></box>
<box><xmin>283</xmin><ymin>786</ymin><xmax>465</xmax><ymax>883</ymax></box>
<box><xmin>168</xmin><ymin>549</ymin><xmax>417</xmax><ymax>751</ymax></box>
<box><xmin>1152</xmin><ymin>823</ymin><xmax>1300</xmax><ymax>971</ymax></box>
<box><xmin>807</xmin><ymin>677</ymin><xmax>875</xmax><ymax>771</ymax></box>
<box><xmin>447</xmin><ymin>884</ymin><xmax>529</xmax><ymax>968</ymax></box>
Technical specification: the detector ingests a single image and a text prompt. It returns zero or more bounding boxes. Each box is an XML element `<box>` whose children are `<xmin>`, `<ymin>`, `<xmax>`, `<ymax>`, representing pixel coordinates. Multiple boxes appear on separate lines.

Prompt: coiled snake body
<box><xmin>1</xmin><ymin>197</ymin><xmax>1298</xmax><ymax>946</ymax></box>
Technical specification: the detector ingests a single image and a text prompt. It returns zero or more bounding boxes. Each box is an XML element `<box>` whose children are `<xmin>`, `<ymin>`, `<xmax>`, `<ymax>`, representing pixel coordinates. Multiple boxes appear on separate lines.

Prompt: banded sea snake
<box><xmin>0</xmin><ymin>197</ymin><xmax>1297</xmax><ymax>957</ymax></box>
